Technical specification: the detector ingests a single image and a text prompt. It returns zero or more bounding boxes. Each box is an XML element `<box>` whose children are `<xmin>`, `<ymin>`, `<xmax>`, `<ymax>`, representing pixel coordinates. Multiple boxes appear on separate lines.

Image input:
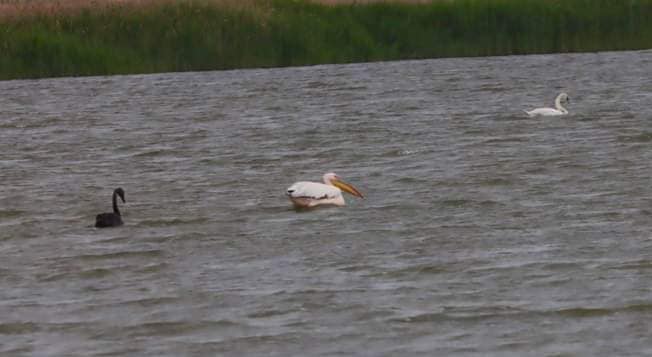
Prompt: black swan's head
<box><xmin>114</xmin><ymin>187</ymin><xmax>126</xmax><ymax>203</ymax></box>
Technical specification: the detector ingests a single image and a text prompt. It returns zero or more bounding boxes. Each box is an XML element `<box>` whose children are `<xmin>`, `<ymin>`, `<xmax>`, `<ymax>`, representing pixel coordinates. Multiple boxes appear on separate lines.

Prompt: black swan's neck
<box><xmin>112</xmin><ymin>191</ymin><xmax>121</xmax><ymax>216</ymax></box>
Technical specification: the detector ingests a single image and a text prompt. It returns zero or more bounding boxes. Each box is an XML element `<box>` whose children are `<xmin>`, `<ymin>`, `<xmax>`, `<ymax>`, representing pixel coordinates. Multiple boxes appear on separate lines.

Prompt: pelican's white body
<box><xmin>286</xmin><ymin>172</ymin><xmax>362</xmax><ymax>208</ymax></box>
<box><xmin>525</xmin><ymin>93</ymin><xmax>570</xmax><ymax>117</ymax></box>
<box><xmin>287</xmin><ymin>181</ymin><xmax>346</xmax><ymax>207</ymax></box>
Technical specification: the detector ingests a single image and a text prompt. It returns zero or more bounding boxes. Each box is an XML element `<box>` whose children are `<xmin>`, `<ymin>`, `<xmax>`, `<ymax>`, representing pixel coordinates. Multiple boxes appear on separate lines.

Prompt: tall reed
<box><xmin>1</xmin><ymin>0</ymin><xmax>651</xmax><ymax>79</ymax></box>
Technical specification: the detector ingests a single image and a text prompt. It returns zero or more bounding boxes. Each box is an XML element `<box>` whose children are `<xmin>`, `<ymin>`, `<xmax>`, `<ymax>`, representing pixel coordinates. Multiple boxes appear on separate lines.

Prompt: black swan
<box><xmin>95</xmin><ymin>188</ymin><xmax>125</xmax><ymax>228</ymax></box>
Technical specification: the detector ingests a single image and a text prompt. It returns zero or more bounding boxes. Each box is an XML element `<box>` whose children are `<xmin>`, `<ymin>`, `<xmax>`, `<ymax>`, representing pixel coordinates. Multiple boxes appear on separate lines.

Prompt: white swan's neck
<box><xmin>555</xmin><ymin>96</ymin><xmax>568</xmax><ymax>114</ymax></box>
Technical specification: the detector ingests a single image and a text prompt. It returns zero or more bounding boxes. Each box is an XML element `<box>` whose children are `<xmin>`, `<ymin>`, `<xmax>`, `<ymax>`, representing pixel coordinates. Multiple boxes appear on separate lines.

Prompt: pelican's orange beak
<box><xmin>332</xmin><ymin>178</ymin><xmax>364</xmax><ymax>199</ymax></box>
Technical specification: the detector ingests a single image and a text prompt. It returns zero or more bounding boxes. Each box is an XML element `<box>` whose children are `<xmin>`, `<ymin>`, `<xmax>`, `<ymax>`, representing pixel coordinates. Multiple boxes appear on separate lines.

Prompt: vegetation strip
<box><xmin>1</xmin><ymin>0</ymin><xmax>651</xmax><ymax>79</ymax></box>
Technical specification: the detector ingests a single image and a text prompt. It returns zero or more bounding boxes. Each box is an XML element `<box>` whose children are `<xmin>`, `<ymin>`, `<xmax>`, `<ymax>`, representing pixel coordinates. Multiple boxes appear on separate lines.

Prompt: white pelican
<box><xmin>525</xmin><ymin>92</ymin><xmax>570</xmax><ymax>117</ymax></box>
<box><xmin>286</xmin><ymin>172</ymin><xmax>364</xmax><ymax>208</ymax></box>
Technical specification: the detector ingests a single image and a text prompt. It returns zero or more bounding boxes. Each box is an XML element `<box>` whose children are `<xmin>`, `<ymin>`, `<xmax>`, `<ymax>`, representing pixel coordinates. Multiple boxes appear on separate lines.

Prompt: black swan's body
<box><xmin>95</xmin><ymin>188</ymin><xmax>125</xmax><ymax>228</ymax></box>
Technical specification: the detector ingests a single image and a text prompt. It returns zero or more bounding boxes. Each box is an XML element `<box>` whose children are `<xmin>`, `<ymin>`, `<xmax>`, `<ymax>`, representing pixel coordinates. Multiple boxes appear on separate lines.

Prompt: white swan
<box><xmin>525</xmin><ymin>93</ymin><xmax>570</xmax><ymax>117</ymax></box>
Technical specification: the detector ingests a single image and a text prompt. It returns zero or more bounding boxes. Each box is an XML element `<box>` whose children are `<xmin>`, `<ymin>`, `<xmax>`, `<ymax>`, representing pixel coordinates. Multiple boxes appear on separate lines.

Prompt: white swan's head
<box><xmin>554</xmin><ymin>92</ymin><xmax>570</xmax><ymax>114</ymax></box>
<box><xmin>556</xmin><ymin>92</ymin><xmax>570</xmax><ymax>104</ymax></box>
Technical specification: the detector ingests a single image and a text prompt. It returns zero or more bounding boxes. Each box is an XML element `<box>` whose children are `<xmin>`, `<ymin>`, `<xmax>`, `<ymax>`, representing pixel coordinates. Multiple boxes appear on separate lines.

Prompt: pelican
<box><xmin>525</xmin><ymin>92</ymin><xmax>570</xmax><ymax>117</ymax></box>
<box><xmin>286</xmin><ymin>172</ymin><xmax>364</xmax><ymax>208</ymax></box>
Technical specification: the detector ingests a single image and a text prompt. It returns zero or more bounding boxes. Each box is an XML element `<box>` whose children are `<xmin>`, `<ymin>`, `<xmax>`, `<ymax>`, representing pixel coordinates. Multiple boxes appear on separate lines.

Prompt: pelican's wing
<box><xmin>526</xmin><ymin>107</ymin><xmax>563</xmax><ymax>117</ymax></box>
<box><xmin>287</xmin><ymin>181</ymin><xmax>341</xmax><ymax>199</ymax></box>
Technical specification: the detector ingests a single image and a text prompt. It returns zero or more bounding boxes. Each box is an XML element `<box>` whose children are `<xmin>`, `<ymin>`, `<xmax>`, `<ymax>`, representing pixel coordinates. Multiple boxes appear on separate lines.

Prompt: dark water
<box><xmin>1</xmin><ymin>50</ymin><xmax>651</xmax><ymax>356</ymax></box>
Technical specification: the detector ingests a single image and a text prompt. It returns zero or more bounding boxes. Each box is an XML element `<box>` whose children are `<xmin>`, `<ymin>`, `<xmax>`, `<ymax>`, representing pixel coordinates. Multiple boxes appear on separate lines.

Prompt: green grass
<box><xmin>1</xmin><ymin>0</ymin><xmax>651</xmax><ymax>80</ymax></box>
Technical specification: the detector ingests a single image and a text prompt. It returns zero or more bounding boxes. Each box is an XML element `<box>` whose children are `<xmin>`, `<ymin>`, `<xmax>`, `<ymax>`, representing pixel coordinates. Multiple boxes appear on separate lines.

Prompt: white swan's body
<box><xmin>525</xmin><ymin>93</ymin><xmax>570</xmax><ymax>117</ymax></box>
<box><xmin>287</xmin><ymin>172</ymin><xmax>364</xmax><ymax>209</ymax></box>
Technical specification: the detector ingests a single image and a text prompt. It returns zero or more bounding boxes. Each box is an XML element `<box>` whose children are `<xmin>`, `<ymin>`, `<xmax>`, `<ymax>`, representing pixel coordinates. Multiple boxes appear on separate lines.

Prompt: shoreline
<box><xmin>5</xmin><ymin>49</ymin><xmax>651</xmax><ymax>83</ymax></box>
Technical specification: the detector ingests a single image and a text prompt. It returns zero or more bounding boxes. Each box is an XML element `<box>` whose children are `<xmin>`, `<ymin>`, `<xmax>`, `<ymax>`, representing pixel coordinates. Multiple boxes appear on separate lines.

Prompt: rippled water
<box><xmin>1</xmin><ymin>50</ymin><xmax>652</xmax><ymax>356</ymax></box>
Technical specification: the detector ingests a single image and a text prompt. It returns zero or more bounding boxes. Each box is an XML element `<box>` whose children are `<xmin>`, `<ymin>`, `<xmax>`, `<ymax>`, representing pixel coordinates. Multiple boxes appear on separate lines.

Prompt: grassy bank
<box><xmin>1</xmin><ymin>0</ymin><xmax>651</xmax><ymax>80</ymax></box>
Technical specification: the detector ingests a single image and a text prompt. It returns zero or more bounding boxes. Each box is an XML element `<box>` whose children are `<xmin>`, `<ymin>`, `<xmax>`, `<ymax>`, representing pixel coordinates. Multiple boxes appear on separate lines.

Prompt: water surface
<box><xmin>1</xmin><ymin>50</ymin><xmax>652</xmax><ymax>356</ymax></box>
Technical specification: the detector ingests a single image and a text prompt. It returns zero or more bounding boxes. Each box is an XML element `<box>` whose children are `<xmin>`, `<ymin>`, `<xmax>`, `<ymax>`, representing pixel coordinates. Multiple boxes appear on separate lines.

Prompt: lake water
<box><xmin>1</xmin><ymin>50</ymin><xmax>651</xmax><ymax>356</ymax></box>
